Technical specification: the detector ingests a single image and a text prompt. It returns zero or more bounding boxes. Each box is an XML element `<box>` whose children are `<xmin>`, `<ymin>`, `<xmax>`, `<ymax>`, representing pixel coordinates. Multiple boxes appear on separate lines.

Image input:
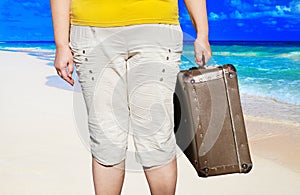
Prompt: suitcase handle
<box><xmin>189</xmin><ymin>54</ymin><xmax>206</xmax><ymax>70</ymax></box>
<box><xmin>189</xmin><ymin>53</ymin><xmax>221</xmax><ymax>70</ymax></box>
<box><xmin>189</xmin><ymin>65</ymin><xmax>219</xmax><ymax>70</ymax></box>
<box><xmin>189</xmin><ymin>66</ymin><xmax>205</xmax><ymax>70</ymax></box>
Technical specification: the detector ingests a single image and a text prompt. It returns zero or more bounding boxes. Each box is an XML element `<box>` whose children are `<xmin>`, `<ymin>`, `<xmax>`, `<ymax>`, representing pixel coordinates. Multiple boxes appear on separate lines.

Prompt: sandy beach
<box><xmin>0</xmin><ymin>50</ymin><xmax>299</xmax><ymax>195</ymax></box>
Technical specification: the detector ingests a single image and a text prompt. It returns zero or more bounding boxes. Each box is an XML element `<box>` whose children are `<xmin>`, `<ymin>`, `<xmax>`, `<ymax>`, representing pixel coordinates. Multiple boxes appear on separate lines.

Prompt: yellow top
<box><xmin>70</xmin><ymin>0</ymin><xmax>179</xmax><ymax>27</ymax></box>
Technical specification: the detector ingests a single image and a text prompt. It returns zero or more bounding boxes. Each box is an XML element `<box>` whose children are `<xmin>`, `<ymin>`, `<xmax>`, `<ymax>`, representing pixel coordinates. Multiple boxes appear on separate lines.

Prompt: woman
<box><xmin>51</xmin><ymin>0</ymin><xmax>211</xmax><ymax>194</ymax></box>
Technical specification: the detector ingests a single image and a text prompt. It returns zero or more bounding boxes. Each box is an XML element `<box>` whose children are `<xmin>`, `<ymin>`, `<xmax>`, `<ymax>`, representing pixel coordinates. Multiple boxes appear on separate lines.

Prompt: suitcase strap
<box><xmin>222</xmin><ymin>66</ymin><xmax>242</xmax><ymax>172</ymax></box>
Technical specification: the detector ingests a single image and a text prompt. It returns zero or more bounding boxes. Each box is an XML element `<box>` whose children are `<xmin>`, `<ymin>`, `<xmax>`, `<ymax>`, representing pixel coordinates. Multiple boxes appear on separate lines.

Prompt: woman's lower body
<box><xmin>70</xmin><ymin>23</ymin><xmax>183</xmax><ymax>194</ymax></box>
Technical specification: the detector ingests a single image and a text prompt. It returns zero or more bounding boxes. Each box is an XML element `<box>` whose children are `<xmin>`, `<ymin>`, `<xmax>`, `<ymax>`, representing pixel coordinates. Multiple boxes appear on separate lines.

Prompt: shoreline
<box><xmin>1</xmin><ymin>50</ymin><xmax>299</xmax><ymax>194</ymax></box>
<box><xmin>1</xmin><ymin>47</ymin><xmax>299</xmax><ymax>107</ymax></box>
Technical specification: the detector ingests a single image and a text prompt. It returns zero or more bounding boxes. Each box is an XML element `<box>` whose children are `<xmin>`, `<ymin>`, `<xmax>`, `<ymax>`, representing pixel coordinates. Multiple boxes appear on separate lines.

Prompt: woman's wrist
<box><xmin>196</xmin><ymin>33</ymin><xmax>209</xmax><ymax>40</ymax></box>
<box><xmin>55</xmin><ymin>42</ymin><xmax>70</xmax><ymax>49</ymax></box>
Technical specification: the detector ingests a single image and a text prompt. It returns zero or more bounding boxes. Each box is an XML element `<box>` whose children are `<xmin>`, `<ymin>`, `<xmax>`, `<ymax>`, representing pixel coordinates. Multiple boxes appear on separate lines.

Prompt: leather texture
<box><xmin>174</xmin><ymin>64</ymin><xmax>252</xmax><ymax>177</ymax></box>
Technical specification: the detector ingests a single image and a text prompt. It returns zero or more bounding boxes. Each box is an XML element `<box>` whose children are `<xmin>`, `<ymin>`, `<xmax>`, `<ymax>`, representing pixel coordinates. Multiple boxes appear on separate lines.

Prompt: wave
<box><xmin>183</xmin><ymin>49</ymin><xmax>300</xmax><ymax>61</ymax></box>
<box><xmin>277</xmin><ymin>52</ymin><xmax>300</xmax><ymax>61</ymax></box>
<box><xmin>240</xmin><ymin>88</ymin><xmax>300</xmax><ymax>106</ymax></box>
<box><xmin>0</xmin><ymin>47</ymin><xmax>55</xmax><ymax>53</ymax></box>
<box><xmin>239</xmin><ymin>80</ymin><xmax>300</xmax><ymax>105</ymax></box>
<box><xmin>213</xmin><ymin>51</ymin><xmax>268</xmax><ymax>57</ymax></box>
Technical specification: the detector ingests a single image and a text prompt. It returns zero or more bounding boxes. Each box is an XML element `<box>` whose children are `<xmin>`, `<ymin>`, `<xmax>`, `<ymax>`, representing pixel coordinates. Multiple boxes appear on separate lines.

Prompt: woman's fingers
<box><xmin>60</xmin><ymin>66</ymin><xmax>74</xmax><ymax>86</ymax></box>
<box><xmin>67</xmin><ymin>59</ymin><xmax>74</xmax><ymax>78</ymax></box>
<box><xmin>54</xmin><ymin>47</ymin><xmax>74</xmax><ymax>86</ymax></box>
<box><xmin>195</xmin><ymin>51</ymin><xmax>206</xmax><ymax>67</ymax></box>
<box><xmin>194</xmin><ymin>37</ymin><xmax>212</xmax><ymax>67</ymax></box>
<box><xmin>56</xmin><ymin>63</ymin><xmax>74</xmax><ymax>86</ymax></box>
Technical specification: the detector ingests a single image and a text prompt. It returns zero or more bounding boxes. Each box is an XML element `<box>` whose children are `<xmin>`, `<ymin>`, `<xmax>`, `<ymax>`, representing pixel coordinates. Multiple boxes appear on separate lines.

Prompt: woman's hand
<box><xmin>194</xmin><ymin>35</ymin><xmax>212</xmax><ymax>67</ymax></box>
<box><xmin>183</xmin><ymin>0</ymin><xmax>211</xmax><ymax>67</ymax></box>
<box><xmin>54</xmin><ymin>45</ymin><xmax>74</xmax><ymax>86</ymax></box>
<box><xmin>50</xmin><ymin>0</ymin><xmax>73</xmax><ymax>85</ymax></box>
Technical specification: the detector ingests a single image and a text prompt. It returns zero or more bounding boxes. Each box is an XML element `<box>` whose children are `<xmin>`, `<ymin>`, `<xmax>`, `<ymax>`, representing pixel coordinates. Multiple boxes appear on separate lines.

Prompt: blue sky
<box><xmin>0</xmin><ymin>0</ymin><xmax>299</xmax><ymax>41</ymax></box>
<box><xmin>206</xmin><ymin>0</ymin><xmax>300</xmax><ymax>40</ymax></box>
<box><xmin>180</xmin><ymin>0</ymin><xmax>300</xmax><ymax>40</ymax></box>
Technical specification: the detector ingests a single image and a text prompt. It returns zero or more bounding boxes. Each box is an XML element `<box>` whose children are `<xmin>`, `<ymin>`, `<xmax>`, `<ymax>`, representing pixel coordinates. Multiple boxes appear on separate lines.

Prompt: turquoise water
<box><xmin>181</xmin><ymin>41</ymin><xmax>300</xmax><ymax>105</ymax></box>
<box><xmin>1</xmin><ymin>41</ymin><xmax>299</xmax><ymax>105</ymax></box>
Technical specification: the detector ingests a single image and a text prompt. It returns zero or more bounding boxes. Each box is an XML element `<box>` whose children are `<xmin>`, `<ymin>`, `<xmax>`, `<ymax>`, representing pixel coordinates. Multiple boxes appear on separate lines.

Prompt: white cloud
<box><xmin>219</xmin><ymin>12</ymin><xmax>228</xmax><ymax>19</ymax></box>
<box><xmin>227</xmin><ymin>0</ymin><xmax>300</xmax><ymax>19</ymax></box>
<box><xmin>209</xmin><ymin>12</ymin><xmax>219</xmax><ymax>20</ymax></box>
<box><xmin>220</xmin><ymin>12</ymin><xmax>227</xmax><ymax>20</ymax></box>
<box><xmin>230</xmin><ymin>0</ymin><xmax>241</xmax><ymax>7</ymax></box>
<box><xmin>229</xmin><ymin>0</ymin><xmax>251</xmax><ymax>10</ymax></box>
<box><xmin>290</xmin><ymin>0</ymin><xmax>300</xmax><ymax>13</ymax></box>
<box><xmin>209</xmin><ymin>12</ymin><xmax>227</xmax><ymax>21</ymax></box>
<box><xmin>275</xmin><ymin>5</ymin><xmax>291</xmax><ymax>14</ymax></box>
<box><xmin>230</xmin><ymin>5</ymin><xmax>298</xmax><ymax>19</ymax></box>
<box><xmin>230</xmin><ymin>10</ymin><xmax>243</xmax><ymax>19</ymax></box>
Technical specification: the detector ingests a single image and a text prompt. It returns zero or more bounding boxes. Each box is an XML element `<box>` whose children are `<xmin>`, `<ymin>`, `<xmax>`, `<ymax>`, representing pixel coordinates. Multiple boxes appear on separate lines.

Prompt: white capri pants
<box><xmin>69</xmin><ymin>23</ymin><xmax>183</xmax><ymax>167</ymax></box>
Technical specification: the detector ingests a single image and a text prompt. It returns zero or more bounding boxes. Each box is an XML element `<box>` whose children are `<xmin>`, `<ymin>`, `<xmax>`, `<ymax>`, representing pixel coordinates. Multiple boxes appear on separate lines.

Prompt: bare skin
<box><xmin>92</xmin><ymin>159</ymin><xmax>126</xmax><ymax>195</ymax></box>
<box><xmin>184</xmin><ymin>0</ymin><xmax>212</xmax><ymax>66</ymax></box>
<box><xmin>144</xmin><ymin>158</ymin><xmax>178</xmax><ymax>195</ymax></box>
<box><xmin>50</xmin><ymin>0</ymin><xmax>211</xmax><ymax>194</ymax></box>
<box><xmin>50</xmin><ymin>0</ymin><xmax>74</xmax><ymax>86</ymax></box>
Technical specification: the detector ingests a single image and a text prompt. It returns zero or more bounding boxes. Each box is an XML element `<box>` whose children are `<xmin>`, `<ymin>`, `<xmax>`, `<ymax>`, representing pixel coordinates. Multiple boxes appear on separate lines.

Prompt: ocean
<box><xmin>182</xmin><ymin>41</ymin><xmax>300</xmax><ymax>106</ymax></box>
<box><xmin>0</xmin><ymin>41</ymin><xmax>299</xmax><ymax>106</ymax></box>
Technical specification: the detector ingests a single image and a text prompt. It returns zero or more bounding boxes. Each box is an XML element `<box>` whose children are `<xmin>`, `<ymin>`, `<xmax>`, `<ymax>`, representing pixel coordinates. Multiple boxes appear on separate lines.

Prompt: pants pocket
<box><xmin>69</xmin><ymin>25</ymin><xmax>97</xmax><ymax>72</ymax></box>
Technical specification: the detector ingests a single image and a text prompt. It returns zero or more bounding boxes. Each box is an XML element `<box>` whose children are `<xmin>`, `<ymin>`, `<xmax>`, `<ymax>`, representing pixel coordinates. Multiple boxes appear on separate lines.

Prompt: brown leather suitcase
<box><xmin>174</xmin><ymin>64</ymin><xmax>252</xmax><ymax>177</ymax></box>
